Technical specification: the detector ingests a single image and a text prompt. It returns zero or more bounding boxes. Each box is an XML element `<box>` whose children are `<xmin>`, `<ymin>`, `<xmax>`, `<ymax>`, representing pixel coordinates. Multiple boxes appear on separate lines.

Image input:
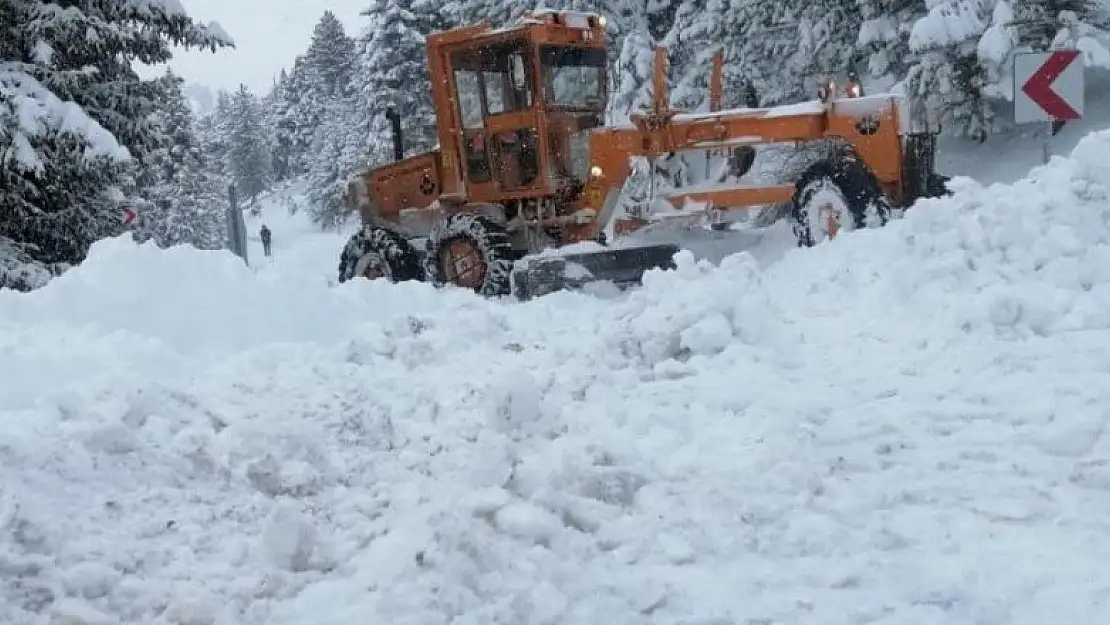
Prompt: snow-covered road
<box><xmin>4</xmin><ymin>130</ymin><xmax>1110</xmax><ymax>625</ymax></box>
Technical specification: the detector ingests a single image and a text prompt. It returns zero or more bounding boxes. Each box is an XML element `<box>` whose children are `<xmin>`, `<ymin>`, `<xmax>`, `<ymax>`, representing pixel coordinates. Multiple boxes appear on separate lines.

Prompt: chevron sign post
<box><xmin>1014</xmin><ymin>49</ymin><xmax>1083</xmax><ymax>162</ymax></box>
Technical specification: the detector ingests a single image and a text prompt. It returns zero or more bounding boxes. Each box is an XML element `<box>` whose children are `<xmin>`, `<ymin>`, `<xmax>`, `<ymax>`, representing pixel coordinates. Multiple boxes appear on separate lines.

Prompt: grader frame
<box><xmin>339</xmin><ymin>9</ymin><xmax>947</xmax><ymax>299</ymax></box>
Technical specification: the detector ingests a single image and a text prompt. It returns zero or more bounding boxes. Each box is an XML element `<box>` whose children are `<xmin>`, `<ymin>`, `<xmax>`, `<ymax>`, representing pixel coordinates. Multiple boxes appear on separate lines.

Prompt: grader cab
<box><xmin>338</xmin><ymin>10</ymin><xmax>949</xmax><ymax>299</ymax></box>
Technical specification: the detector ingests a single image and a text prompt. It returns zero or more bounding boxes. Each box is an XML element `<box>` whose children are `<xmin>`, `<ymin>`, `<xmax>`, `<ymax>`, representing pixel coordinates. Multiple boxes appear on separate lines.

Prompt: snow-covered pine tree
<box><xmin>645</xmin><ymin>0</ymin><xmax>683</xmax><ymax>41</ymax></box>
<box><xmin>360</xmin><ymin>0</ymin><xmax>449</xmax><ymax>161</ymax></box>
<box><xmin>1011</xmin><ymin>0</ymin><xmax>1110</xmax><ymax>53</ymax></box>
<box><xmin>306</xmin><ymin>10</ymin><xmax>358</xmax><ymax>98</ymax></box>
<box><xmin>304</xmin><ymin>89</ymin><xmax>363</xmax><ymax>228</ymax></box>
<box><xmin>611</xmin><ymin>1</ymin><xmax>656</xmax><ymax>123</ymax></box>
<box><xmin>275</xmin><ymin>56</ymin><xmax>318</xmax><ymax>176</ymax></box>
<box><xmin>0</xmin><ymin>0</ymin><xmax>232</xmax><ymax>271</ymax></box>
<box><xmin>902</xmin><ymin>0</ymin><xmax>999</xmax><ymax>140</ymax></box>
<box><xmin>666</xmin><ymin>0</ymin><xmax>728</xmax><ymax>111</ymax></box>
<box><xmin>719</xmin><ymin>0</ymin><xmax>803</xmax><ymax>105</ymax></box>
<box><xmin>226</xmin><ymin>84</ymin><xmax>271</xmax><ymax>206</ymax></box>
<box><xmin>857</xmin><ymin>0</ymin><xmax>927</xmax><ymax>85</ymax></box>
<box><xmin>458</xmin><ymin>0</ymin><xmax>525</xmax><ymax>27</ymax></box>
<box><xmin>209</xmin><ymin>89</ymin><xmax>234</xmax><ymax>171</ymax></box>
<box><xmin>299</xmin><ymin>0</ymin><xmax>448</xmax><ymax>228</ymax></box>
<box><xmin>789</xmin><ymin>0</ymin><xmax>866</xmax><ymax>94</ymax></box>
<box><xmin>137</xmin><ymin>69</ymin><xmax>227</xmax><ymax>249</ymax></box>
<box><xmin>146</xmin><ymin>70</ymin><xmax>197</xmax><ymax>185</ymax></box>
<box><xmin>276</xmin><ymin>12</ymin><xmax>358</xmax><ymax>178</ymax></box>
<box><xmin>267</xmin><ymin>69</ymin><xmax>295</xmax><ymax>181</ymax></box>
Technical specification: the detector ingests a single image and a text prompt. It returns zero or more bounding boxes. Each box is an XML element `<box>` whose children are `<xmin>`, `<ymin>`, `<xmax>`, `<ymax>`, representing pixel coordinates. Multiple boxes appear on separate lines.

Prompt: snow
<box><xmin>858</xmin><ymin>16</ymin><xmax>897</xmax><ymax>47</ymax></box>
<box><xmin>1077</xmin><ymin>36</ymin><xmax>1110</xmax><ymax>69</ymax></box>
<box><xmin>203</xmin><ymin>20</ymin><xmax>235</xmax><ymax>47</ymax></box>
<box><xmin>976</xmin><ymin>1</ymin><xmax>1016</xmax><ymax>67</ymax></box>
<box><xmin>0</xmin><ymin>68</ymin><xmax>131</xmax><ymax>171</ymax></box>
<box><xmin>909</xmin><ymin>0</ymin><xmax>988</xmax><ymax>51</ymax></box>
<box><xmin>10</xmin><ymin>121</ymin><xmax>1110</xmax><ymax>624</ymax></box>
<box><xmin>672</xmin><ymin>100</ymin><xmax>825</xmax><ymax>122</ymax></box>
<box><xmin>763</xmin><ymin>100</ymin><xmax>827</xmax><ymax>117</ymax></box>
<box><xmin>124</xmin><ymin>0</ymin><xmax>188</xmax><ymax>18</ymax></box>
<box><xmin>0</xmin><ymin>237</ymin><xmax>55</xmax><ymax>292</ymax></box>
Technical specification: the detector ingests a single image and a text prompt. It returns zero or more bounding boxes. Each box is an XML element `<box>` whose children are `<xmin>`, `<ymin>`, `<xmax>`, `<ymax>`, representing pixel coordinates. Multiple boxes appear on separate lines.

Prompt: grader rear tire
<box><xmin>791</xmin><ymin>156</ymin><xmax>891</xmax><ymax>247</ymax></box>
<box><xmin>337</xmin><ymin>226</ymin><xmax>424</xmax><ymax>283</ymax></box>
<box><xmin>424</xmin><ymin>213</ymin><xmax>515</xmax><ymax>297</ymax></box>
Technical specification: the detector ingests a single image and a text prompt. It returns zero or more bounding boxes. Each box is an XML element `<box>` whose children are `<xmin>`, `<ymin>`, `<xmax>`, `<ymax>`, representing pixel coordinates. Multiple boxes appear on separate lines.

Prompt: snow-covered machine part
<box><xmin>509</xmin><ymin>241</ymin><xmax>680</xmax><ymax>300</ymax></box>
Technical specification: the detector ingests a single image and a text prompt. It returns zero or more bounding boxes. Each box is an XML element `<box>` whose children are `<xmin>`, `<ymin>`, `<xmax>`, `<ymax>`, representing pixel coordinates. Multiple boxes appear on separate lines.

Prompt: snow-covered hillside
<box><xmin>5</xmin><ymin>118</ymin><xmax>1110</xmax><ymax>624</ymax></box>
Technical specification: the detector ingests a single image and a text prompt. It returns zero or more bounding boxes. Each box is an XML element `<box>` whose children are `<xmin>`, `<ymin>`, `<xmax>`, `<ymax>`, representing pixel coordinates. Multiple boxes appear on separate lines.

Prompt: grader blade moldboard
<box><xmin>509</xmin><ymin>243</ymin><xmax>681</xmax><ymax>300</ymax></box>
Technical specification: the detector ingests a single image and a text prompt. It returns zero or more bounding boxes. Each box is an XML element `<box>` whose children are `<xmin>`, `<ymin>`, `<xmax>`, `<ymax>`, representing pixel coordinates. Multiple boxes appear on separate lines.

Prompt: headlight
<box><xmin>590</xmin><ymin>165</ymin><xmax>603</xmax><ymax>178</ymax></box>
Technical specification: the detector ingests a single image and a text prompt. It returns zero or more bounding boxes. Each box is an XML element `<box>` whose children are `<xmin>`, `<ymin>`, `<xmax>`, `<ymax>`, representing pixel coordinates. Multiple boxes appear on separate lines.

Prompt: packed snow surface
<box><xmin>7</xmin><ymin>129</ymin><xmax>1110</xmax><ymax>624</ymax></box>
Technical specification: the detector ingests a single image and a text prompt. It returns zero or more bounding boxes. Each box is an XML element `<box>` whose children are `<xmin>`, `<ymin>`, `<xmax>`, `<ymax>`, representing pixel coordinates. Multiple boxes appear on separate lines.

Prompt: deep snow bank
<box><xmin>5</xmin><ymin>130</ymin><xmax>1110</xmax><ymax>625</ymax></box>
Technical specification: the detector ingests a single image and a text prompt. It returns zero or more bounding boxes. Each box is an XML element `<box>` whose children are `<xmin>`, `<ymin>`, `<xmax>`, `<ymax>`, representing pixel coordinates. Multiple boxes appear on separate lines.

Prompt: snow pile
<box><xmin>6</xmin><ymin>129</ymin><xmax>1110</xmax><ymax>624</ymax></box>
<box><xmin>0</xmin><ymin>237</ymin><xmax>57</xmax><ymax>293</ymax></box>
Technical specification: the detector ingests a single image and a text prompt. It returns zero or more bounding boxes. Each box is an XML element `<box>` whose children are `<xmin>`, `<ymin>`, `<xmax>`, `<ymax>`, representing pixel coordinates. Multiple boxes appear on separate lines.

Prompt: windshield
<box><xmin>540</xmin><ymin>46</ymin><xmax>606</xmax><ymax>110</ymax></box>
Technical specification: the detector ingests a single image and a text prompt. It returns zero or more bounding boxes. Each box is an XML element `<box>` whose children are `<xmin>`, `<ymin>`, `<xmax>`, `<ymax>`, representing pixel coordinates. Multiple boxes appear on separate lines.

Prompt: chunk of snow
<box><xmin>976</xmin><ymin>2</ymin><xmax>1016</xmax><ymax>66</ymax></box>
<box><xmin>909</xmin><ymin>0</ymin><xmax>988</xmax><ymax>51</ymax></box>
<box><xmin>493</xmin><ymin>501</ymin><xmax>563</xmax><ymax>544</ymax></box>
<box><xmin>1076</xmin><ymin>36</ymin><xmax>1110</xmax><ymax>69</ymax></box>
<box><xmin>203</xmin><ymin>20</ymin><xmax>235</xmax><ymax>46</ymax></box>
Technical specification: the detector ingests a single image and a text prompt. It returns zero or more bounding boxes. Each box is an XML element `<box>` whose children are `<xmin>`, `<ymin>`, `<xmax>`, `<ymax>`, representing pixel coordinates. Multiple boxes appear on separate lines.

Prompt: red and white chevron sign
<box><xmin>1014</xmin><ymin>50</ymin><xmax>1084</xmax><ymax>124</ymax></box>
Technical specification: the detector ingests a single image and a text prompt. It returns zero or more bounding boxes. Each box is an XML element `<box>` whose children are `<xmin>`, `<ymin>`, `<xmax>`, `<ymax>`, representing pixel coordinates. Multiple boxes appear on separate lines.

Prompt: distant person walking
<box><xmin>260</xmin><ymin>224</ymin><xmax>272</xmax><ymax>257</ymax></box>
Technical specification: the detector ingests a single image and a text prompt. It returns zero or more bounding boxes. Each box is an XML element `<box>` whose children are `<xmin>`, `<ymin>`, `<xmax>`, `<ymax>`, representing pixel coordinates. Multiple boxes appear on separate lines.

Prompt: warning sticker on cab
<box><xmin>586</xmin><ymin>185</ymin><xmax>602</xmax><ymax>205</ymax></box>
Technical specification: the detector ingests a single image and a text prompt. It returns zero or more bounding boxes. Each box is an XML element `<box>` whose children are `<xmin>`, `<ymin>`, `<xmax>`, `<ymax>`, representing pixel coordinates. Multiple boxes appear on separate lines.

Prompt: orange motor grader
<box><xmin>338</xmin><ymin>9</ymin><xmax>949</xmax><ymax>299</ymax></box>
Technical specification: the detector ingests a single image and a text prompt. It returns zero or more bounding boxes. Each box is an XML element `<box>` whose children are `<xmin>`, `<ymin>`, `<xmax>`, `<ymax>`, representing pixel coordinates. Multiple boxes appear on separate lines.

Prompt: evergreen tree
<box><xmin>359</xmin><ymin>0</ymin><xmax>452</xmax><ymax>161</ymax></box>
<box><xmin>454</xmin><ymin>0</ymin><xmax>523</xmax><ymax>29</ymax></box>
<box><xmin>611</xmin><ymin>6</ymin><xmax>656</xmax><ymax>123</ymax></box>
<box><xmin>275</xmin><ymin>12</ymin><xmax>358</xmax><ymax>177</ymax></box>
<box><xmin>226</xmin><ymin>84</ymin><xmax>271</xmax><ymax>206</ymax></box>
<box><xmin>902</xmin><ymin>0</ymin><xmax>999</xmax><ymax>139</ymax></box>
<box><xmin>0</xmin><ymin>0</ymin><xmax>232</xmax><ymax>270</ymax></box>
<box><xmin>267</xmin><ymin>69</ymin><xmax>295</xmax><ymax>181</ymax></box>
<box><xmin>1011</xmin><ymin>0</ymin><xmax>1110</xmax><ymax>52</ymax></box>
<box><xmin>276</xmin><ymin>57</ymin><xmax>321</xmax><ymax>176</ymax></box>
<box><xmin>666</xmin><ymin>0</ymin><xmax>729</xmax><ymax>111</ymax></box>
<box><xmin>857</xmin><ymin>0</ymin><xmax>927</xmax><ymax>83</ymax></box>
<box><xmin>304</xmin><ymin>91</ymin><xmax>365</xmax><ymax>228</ymax></box>
<box><xmin>306</xmin><ymin>11</ymin><xmax>358</xmax><ymax>98</ymax></box>
<box><xmin>138</xmin><ymin>69</ymin><xmax>227</xmax><ymax>249</ymax></box>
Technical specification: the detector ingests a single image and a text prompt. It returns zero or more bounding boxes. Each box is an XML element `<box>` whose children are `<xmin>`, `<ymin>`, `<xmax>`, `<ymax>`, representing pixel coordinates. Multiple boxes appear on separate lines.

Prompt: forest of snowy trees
<box><xmin>3</xmin><ymin>0</ymin><xmax>1110</xmax><ymax>290</ymax></box>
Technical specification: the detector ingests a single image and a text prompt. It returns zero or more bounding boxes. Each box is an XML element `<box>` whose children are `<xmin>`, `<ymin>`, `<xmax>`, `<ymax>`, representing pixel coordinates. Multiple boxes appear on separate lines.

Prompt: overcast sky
<box><xmin>138</xmin><ymin>0</ymin><xmax>371</xmax><ymax>94</ymax></box>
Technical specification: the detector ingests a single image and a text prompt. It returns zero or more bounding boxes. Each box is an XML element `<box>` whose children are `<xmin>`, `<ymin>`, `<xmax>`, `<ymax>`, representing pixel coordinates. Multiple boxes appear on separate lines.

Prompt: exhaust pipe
<box><xmin>385</xmin><ymin>107</ymin><xmax>404</xmax><ymax>161</ymax></box>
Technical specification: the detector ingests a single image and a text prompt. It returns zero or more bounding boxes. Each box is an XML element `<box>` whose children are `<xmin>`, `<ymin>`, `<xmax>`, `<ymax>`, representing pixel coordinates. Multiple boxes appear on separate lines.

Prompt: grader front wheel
<box><xmin>424</xmin><ymin>213</ymin><xmax>515</xmax><ymax>296</ymax></box>
<box><xmin>791</xmin><ymin>156</ymin><xmax>891</xmax><ymax>247</ymax></box>
<box><xmin>337</xmin><ymin>226</ymin><xmax>425</xmax><ymax>283</ymax></box>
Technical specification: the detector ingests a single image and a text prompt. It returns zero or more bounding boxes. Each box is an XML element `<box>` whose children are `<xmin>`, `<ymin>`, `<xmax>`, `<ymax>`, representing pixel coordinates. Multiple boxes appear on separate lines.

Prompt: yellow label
<box><xmin>586</xmin><ymin>185</ymin><xmax>602</xmax><ymax>206</ymax></box>
<box><xmin>442</xmin><ymin>150</ymin><xmax>453</xmax><ymax>172</ymax></box>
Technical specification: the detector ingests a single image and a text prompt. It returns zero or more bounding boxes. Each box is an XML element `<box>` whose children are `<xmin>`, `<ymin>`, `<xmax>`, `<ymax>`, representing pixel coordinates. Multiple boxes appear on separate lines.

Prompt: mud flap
<box><xmin>509</xmin><ymin>243</ymin><xmax>681</xmax><ymax>300</ymax></box>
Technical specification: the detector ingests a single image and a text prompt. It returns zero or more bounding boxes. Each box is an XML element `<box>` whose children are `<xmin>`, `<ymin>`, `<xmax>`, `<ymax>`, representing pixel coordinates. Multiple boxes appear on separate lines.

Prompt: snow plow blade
<box><xmin>509</xmin><ymin>242</ymin><xmax>680</xmax><ymax>300</ymax></box>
